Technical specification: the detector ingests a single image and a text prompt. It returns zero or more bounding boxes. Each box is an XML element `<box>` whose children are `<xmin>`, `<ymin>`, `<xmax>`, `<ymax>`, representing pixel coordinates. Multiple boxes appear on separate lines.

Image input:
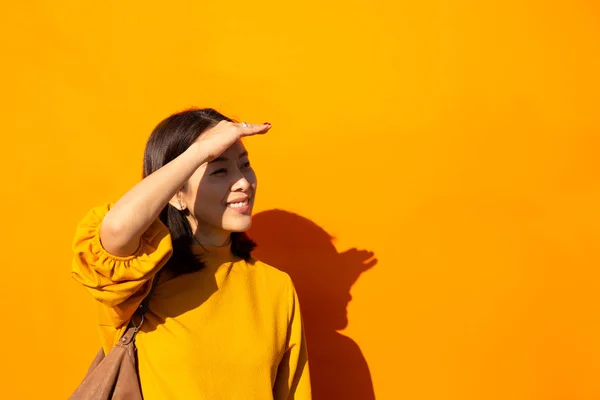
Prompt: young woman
<box><xmin>72</xmin><ymin>108</ymin><xmax>311</xmax><ymax>399</ymax></box>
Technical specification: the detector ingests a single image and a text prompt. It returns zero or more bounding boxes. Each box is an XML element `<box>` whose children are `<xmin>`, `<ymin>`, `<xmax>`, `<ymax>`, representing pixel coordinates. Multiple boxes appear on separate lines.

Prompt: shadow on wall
<box><xmin>249</xmin><ymin>210</ymin><xmax>377</xmax><ymax>400</ymax></box>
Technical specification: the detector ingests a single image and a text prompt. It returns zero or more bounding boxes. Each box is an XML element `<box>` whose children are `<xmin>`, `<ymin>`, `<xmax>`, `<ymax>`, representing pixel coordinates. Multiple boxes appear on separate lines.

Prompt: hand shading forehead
<box><xmin>210</xmin><ymin>142</ymin><xmax>249</xmax><ymax>164</ymax></box>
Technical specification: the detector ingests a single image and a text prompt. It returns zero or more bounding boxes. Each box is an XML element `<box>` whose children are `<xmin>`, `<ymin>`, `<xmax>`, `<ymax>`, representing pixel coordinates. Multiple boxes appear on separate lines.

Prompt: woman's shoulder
<box><xmin>245</xmin><ymin>257</ymin><xmax>293</xmax><ymax>286</ymax></box>
<box><xmin>242</xmin><ymin>258</ymin><xmax>297</xmax><ymax>310</ymax></box>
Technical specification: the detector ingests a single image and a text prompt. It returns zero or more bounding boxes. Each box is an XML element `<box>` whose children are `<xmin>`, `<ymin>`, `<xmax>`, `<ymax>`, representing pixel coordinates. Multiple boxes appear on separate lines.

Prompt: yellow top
<box><xmin>72</xmin><ymin>204</ymin><xmax>311</xmax><ymax>400</ymax></box>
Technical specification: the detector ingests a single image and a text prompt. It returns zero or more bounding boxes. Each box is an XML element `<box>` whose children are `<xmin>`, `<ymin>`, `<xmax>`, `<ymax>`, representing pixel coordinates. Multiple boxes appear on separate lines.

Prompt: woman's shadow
<box><xmin>249</xmin><ymin>210</ymin><xmax>377</xmax><ymax>400</ymax></box>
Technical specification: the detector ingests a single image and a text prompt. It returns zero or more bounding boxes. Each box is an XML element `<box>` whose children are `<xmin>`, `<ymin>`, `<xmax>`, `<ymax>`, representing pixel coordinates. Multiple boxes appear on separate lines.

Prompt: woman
<box><xmin>72</xmin><ymin>108</ymin><xmax>311</xmax><ymax>399</ymax></box>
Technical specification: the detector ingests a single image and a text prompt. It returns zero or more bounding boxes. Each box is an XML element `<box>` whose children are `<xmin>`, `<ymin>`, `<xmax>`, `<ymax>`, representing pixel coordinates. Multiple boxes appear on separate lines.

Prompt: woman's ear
<box><xmin>168</xmin><ymin>192</ymin><xmax>187</xmax><ymax>211</ymax></box>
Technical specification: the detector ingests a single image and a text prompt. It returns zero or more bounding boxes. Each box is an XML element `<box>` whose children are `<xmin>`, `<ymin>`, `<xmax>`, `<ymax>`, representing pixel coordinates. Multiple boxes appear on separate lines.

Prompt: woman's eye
<box><xmin>211</xmin><ymin>168</ymin><xmax>227</xmax><ymax>176</ymax></box>
<box><xmin>241</xmin><ymin>161</ymin><xmax>251</xmax><ymax>169</ymax></box>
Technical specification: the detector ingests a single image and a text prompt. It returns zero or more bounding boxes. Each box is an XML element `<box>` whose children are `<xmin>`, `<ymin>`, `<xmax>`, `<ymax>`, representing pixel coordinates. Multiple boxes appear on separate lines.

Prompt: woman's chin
<box><xmin>223</xmin><ymin>216</ymin><xmax>253</xmax><ymax>232</ymax></box>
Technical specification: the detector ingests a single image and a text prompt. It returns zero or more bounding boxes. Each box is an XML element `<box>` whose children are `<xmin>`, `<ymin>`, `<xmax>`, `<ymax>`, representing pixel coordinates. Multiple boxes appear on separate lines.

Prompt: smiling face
<box><xmin>180</xmin><ymin>140</ymin><xmax>257</xmax><ymax>245</ymax></box>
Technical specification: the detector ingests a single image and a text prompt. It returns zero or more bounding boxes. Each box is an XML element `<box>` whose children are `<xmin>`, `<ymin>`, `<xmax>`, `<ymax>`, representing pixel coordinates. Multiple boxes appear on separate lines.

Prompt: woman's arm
<box><xmin>273</xmin><ymin>279</ymin><xmax>312</xmax><ymax>399</ymax></box>
<box><xmin>100</xmin><ymin>121</ymin><xmax>270</xmax><ymax>257</ymax></box>
<box><xmin>99</xmin><ymin>141</ymin><xmax>208</xmax><ymax>256</ymax></box>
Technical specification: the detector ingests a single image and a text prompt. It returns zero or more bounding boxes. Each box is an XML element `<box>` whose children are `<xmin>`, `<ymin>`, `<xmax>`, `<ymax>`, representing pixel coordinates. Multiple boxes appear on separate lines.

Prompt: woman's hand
<box><xmin>195</xmin><ymin>121</ymin><xmax>271</xmax><ymax>162</ymax></box>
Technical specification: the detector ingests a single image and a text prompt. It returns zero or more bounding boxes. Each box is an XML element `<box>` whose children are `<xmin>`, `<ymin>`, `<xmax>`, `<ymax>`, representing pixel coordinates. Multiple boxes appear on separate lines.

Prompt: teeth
<box><xmin>228</xmin><ymin>200</ymin><xmax>248</xmax><ymax>208</ymax></box>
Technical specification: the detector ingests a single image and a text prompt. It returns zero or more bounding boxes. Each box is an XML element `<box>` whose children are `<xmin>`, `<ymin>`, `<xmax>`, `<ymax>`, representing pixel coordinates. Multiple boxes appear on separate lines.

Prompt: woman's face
<box><xmin>183</xmin><ymin>140</ymin><xmax>257</xmax><ymax>241</ymax></box>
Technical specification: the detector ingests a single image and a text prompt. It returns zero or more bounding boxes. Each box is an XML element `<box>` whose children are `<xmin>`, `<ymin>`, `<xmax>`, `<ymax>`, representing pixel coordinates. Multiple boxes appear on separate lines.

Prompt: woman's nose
<box><xmin>231</xmin><ymin>175</ymin><xmax>252</xmax><ymax>192</ymax></box>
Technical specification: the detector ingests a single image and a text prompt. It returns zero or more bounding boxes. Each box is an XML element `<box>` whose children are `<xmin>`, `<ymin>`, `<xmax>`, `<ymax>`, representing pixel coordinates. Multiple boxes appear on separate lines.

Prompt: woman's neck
<box><xmin>189</xmin><ymin>218</ymin><xmax>231</xmax><ymax>247</ymax></box>
<box><xmin>193</xmin><ymin>232</ymin><xmax>231</xmax><ymax>248</ymax></box>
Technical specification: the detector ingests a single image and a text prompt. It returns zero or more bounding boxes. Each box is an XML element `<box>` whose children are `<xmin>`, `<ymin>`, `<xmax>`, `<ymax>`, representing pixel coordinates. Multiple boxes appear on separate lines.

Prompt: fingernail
<box><xmin>263</xmin><ymin>122</ymin><xmax>271</xmax><ymax>126</ymax></box>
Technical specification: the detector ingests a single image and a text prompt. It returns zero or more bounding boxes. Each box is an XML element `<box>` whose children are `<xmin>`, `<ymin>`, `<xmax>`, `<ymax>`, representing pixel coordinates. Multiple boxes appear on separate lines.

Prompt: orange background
<box><xmin>2</xmin><ymin>0</ymin><xmax>600</xmax><ymax>399</ymax></box>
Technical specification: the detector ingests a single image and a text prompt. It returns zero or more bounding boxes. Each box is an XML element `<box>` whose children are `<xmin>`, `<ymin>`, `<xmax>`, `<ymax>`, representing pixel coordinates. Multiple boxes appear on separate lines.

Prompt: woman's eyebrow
<box><xmin>209</xmin><ymin>151</ymin><xmax>249</xmax><ymax>164</ymax></box>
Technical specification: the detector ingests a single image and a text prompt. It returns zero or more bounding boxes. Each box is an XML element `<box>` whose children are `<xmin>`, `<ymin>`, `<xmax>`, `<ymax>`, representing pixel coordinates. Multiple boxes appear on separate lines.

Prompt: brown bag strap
<box><xmin>138</xmin><ymin>270</ymin><xmax>162</xmax><ymax>316</ymax></box>
<box><xmin>120</xmin><ymin>271</ymin><xmax>162</xmax><ymax>346</ymax></box>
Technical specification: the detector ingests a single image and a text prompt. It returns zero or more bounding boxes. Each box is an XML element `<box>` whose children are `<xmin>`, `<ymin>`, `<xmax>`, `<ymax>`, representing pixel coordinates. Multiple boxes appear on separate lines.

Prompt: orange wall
<box><xmin>2</xmin><ymin>1</ymin><xmax>600</xmax><ymax>399</ymax></box>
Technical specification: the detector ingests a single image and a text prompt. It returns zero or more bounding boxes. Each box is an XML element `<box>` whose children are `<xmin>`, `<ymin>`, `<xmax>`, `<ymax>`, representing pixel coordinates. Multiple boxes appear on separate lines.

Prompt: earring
<box><xmin>178</xmin><ymin>200</ymin><xmax>186</xmax><ymax>211</ymax></box>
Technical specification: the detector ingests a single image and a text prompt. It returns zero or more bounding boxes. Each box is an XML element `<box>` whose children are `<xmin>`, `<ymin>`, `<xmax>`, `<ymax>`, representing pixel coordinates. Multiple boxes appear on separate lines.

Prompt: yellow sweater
<box><xmin>72</xmin><ymin>204</ymin><xmax>311</xmax><ymax>399</ymax></box>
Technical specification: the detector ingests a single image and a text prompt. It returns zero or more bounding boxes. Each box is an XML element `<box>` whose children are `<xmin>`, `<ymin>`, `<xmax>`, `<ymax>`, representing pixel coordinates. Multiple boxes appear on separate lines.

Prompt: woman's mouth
<box><xmin>226</xmin><ymin>198</ymin><xmax>251</xmax><ymax>214</ymax></box>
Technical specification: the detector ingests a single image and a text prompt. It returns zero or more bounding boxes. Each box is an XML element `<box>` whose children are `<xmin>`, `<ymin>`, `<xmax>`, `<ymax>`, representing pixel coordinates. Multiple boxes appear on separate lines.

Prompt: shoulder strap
<box><xmin>138</xmin><ymin>270</ymin><xmax>162</xmax><ymax>316</ymax></box>
<box><xmin>123</xmin><ymin>271</ymin><xmax>163</xmax><ymax>342</ymax></box>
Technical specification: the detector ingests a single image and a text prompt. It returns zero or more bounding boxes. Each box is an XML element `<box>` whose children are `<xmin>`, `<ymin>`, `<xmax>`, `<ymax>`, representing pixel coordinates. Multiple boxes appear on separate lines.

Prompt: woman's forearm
<box><xmin>99</xmin><ymin>141</ymin><xmax>208</xmax><ymax>256</ymax></box>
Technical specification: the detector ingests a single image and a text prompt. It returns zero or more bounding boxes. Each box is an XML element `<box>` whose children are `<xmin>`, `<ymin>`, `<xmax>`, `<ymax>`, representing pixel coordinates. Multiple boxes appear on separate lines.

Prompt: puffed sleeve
<box><xmin>71</xmin><ymin>203</ymin><xmax>173</xmax><ymax>328</ymax></box>
<box><xmin>273</xmin><ymin>278</ymin><xmax>312</xmax><ymax>399</ymax></box>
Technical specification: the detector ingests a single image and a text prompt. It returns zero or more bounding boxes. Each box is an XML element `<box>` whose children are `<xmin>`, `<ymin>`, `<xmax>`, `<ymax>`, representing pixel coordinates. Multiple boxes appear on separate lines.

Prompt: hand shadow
<box><xmin>249</xmin><ymin>210</ymin><xmax>377</xmax><ymax>400</ymax></box>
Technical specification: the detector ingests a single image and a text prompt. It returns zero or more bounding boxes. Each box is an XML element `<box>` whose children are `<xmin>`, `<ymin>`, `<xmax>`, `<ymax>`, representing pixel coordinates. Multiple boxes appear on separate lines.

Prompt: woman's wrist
<box><xmin>185</xmin><ymin>141</ymin><xmax>211</xmax><ymax>168</ymax></box>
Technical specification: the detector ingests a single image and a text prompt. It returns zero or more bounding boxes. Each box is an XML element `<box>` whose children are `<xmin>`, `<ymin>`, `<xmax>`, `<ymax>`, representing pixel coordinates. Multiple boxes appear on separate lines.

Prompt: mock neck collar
<box><xmin>191</xmin><ymin>242</ymin><xmax>235</xmax><ymax>262</ymax></box>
